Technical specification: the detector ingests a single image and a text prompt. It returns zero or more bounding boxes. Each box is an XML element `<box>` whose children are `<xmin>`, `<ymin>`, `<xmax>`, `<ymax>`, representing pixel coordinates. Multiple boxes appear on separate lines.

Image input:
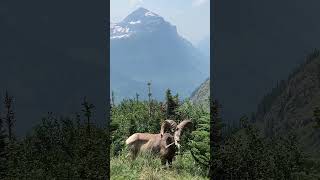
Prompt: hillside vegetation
<box><xmin>110</xmin><ymin>87</ymin><xmax>210</xmax><ymax>179</ymax></box>
<box><xmin>3</xmin><ymin>48</ymin><xmax>320</xmax><ymax>178</ymax></box>
<box><xmin>0</xmin><ymin>95</ymin><xmax>109</xmax><ymax>179</ymax></box>
<box><xmin>111</xmin><ymin>152</ymin><xmax>208</xmax><ymax>180</ymax></box>
<box><xmin>256</xmin><ymin>49</ymin><xmax>320</xmax><ymax>156</ymax></box>
<box><xmin>214</xmin><ymin>0</ymin><xmax>320</xmax><ymax>129</ymax></box>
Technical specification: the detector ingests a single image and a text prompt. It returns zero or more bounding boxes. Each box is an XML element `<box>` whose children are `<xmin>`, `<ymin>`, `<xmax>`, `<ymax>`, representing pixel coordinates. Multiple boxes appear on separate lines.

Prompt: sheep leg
<box><xmin>127</xmin><ymin>147</ymin><xmax>138</xmax><ymax>160</ymax></box>
<box><xmin>168</xmin><ymin>158</ymin><xmax>173</xmax><ymax>168</ymax></box>
<box><xmin>161</xmin><ymin>158</ymin><xmax>167</xmax><ymax>167</ymax></box>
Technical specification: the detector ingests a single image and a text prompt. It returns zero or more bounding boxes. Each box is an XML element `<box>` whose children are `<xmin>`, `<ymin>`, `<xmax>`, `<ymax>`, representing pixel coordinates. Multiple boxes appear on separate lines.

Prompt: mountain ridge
<box><xmin>110</xmin><ymin>8</ymin><xmax>209</xmax><ymax>102</ymax></box>
<box><xmin>190</xmin><ymin>78</ymin><xmax>210</xmax><ymax>110</ymax></box>
<box><xmin>214</xmin><ymin>0</ymin><xmax>320</xmax><ymax>125</ymax></box>
<box><xmin>255</xmin><ymin>50</ymin><xmax>320</xmax><ymax>155</ymax></box>
<box><xmin>111</xmin><ymin>7</ymin><xmax>177</xmax><ymax>40</ymax></box>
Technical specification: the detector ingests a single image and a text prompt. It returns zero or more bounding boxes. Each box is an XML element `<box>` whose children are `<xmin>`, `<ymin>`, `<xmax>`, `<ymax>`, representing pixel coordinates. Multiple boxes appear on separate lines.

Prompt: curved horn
<box><xmin>177</xmin><ymin>119</ymin><xmax>193</xmax><ymax>132</ymax></box>
<box><xmin>174</xmin><ymin>119</ymin><xmax>193</xmax><ymax>146</ymax></box>
<box><xmin>160</xmin><ymin>120</ymin><xmax>177</xmax><ymax>136</ymax></box>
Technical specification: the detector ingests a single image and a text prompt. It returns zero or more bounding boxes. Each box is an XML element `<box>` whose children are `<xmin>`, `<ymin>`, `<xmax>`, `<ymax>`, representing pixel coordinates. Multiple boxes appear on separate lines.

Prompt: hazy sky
<box><xmin>110</xmin><ymin>0</ymin><xmax>210</xmax><ymax>44</ymax></box>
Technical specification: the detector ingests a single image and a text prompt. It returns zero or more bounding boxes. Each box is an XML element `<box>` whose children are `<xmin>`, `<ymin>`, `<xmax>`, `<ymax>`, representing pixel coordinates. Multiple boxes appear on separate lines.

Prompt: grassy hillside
<box><xmin>110</xmin><ymin>88</ymin><xmax>210</xmax><ymax>179</ymax></box>
<box><xmin>111</xmin><ymin>152</ymin><xmax>208</xmax><ymax>180</ymax></box>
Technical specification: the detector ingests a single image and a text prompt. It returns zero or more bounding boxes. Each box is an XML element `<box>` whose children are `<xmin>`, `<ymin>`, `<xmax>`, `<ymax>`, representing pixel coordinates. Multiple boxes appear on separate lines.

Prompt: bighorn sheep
<box><xmin>125</xmin><ymin>119</ymin><xmax>193</xmax><ymax>166</ymax></box>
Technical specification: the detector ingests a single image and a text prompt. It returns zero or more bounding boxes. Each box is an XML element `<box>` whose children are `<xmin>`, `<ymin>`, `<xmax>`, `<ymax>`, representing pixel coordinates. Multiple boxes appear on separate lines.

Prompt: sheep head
<box><xmin>160</xmin><ymin>119</ymin><xmax>193</xmax><ymax>150</ymax></box>
<box><xmin>160</xmin><ymin>133</ymin><xmax>175</xmax><ymax>152</ymax></box>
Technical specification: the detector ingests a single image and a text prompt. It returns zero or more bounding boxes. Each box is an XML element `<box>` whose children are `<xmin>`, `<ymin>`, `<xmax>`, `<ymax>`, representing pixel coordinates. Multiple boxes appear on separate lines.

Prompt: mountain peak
<box><xmin>122</xmin><ymin>7</ymin><xmax>161</xmax><ymax>23</ymax></box>
<box><xmin>135</xmin><ymin>7</ymin><xmax>150</xmax><ymax>13</ymax></box>
<box><xmin>110</xmin><ymin>7</ymin><xmax>177</xmax><ymax>40</ymax></box>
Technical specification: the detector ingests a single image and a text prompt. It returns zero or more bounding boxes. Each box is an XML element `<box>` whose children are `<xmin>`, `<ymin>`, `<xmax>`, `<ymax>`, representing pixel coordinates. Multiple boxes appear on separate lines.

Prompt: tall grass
<box><xmin>110</xmin><ymin>151</ymin><xmax>208</xmax><ymax>180</ymax></box>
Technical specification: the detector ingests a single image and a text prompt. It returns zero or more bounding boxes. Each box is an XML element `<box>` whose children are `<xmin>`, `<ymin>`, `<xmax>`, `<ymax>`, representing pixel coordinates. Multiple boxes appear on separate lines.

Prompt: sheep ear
<box><xmin>176</xmin><ymin>119</ymin><xmax>193</xmax><ymax>138</ymax></box>
<box><xmin>160</xmin><ymin>119</ymin><xmax>177</xmax><ymax>135</ymax></box>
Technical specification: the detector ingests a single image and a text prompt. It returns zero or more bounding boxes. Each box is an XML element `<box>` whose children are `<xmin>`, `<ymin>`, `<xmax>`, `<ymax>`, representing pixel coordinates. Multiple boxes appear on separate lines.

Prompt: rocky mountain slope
<box><xmin>190</xmin><ymin>78</ymin><xmax>210</xmax><ymax>110</ymax></box>
<box><xmin>214</xmin><ymin>0</ymin><xmax>320</xmax><ymax>124</ymax></box>
<box><xmin>255</xmin><ymin>51</ymin><xmax>320</xmax><ymax>155</ymax></box>
<box><xmin>110</xmin><ymin>8</ymin><xmax>209</xmax><ymax>101</ymax></box>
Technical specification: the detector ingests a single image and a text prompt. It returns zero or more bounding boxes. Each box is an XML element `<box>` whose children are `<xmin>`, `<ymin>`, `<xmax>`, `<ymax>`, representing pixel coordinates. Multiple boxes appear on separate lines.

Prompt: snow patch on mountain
<box><xmin>129</xmin><ymin>20</ymin><xmax>141</xmax><ymax>25</ymax></box>
<box><xmin>110</xmin><ymin>34</ymin><xmax>131</xmax><ymax>40</ymax></box>
<box><xmin>112</xmin><ymin>26</ymin><xmax>129</xmax><ymax>34</ymax></box>
<box><xmin>110</xmin><ymin>23</ymin><xmax>132</xmax><ymax>39</ymax></box>
<box><xmin>110</xmin><ymin>7</ymin><xmax>176</xmax><ymax>40</ymax></box>
<box><xmin>145</xmin><ymin>11</ymin><xmax>157</xmax><ymax>17</ymax></box>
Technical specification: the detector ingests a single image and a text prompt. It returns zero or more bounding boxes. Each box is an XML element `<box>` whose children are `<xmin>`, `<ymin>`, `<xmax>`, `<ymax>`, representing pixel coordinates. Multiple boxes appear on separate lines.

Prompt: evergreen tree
<box><xmin>81</xmin><ymin>97</ymin><xmax>95</xmax><ymax>135</ymax></box>
<box><xmin>147</xmin><ymin>82</ymin><xmax>152</xmax><ymax>118</ymax></box>
<box><xmin>165</xmin><ymin>89</ymin><xmax>178</xmax><ymax>119</ymax></box>
<box><xmin>0</xmin><ymin>112</ymin><xmax>7</xmax><ymax>178</ymax></box>
<box><xmin>4</xmin><ymin>91</ymin><xmax>14</xmax><ymax>141</ymax></box>
<box><xmin>313</xmin><ymin>107</ymin><xmax>320</xmax><ymax>128</ymax></box>
<box><xmin>2</xmin><ymin>91</ymin><xmax>18</xmax><ymax>178</ymax></box>
<box><xmin>265</xmin><ymin>117</ymin><xmax>275</xmax><ymax>138</ymax></box>
<box><xmin>250</xmin><ymin>112</ymin><xmax>256</xmax><ymax>123</ymax></box>
<box><xmin>210</xmin><ymin>100</ymin><xmax>224</xmax><ymax>178</ymax></box>
<box><xmin>111</xmin><ymin>91</ymin><xmax>115</xmax><ymax>107</ymax></box>
<box><xmin>189</xmin><ymin>113</ymin><xmax>210</xmax><ymax>168</ymax></box>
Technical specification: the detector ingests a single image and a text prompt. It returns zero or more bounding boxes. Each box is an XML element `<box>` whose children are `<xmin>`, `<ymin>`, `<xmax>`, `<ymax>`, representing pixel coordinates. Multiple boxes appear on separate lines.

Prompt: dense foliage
<box><xmin>212</xmin><ymin>116</ymin><xmax>308</xmax><ymax>179</ymax></box>
<box><xmin>210</xmin><ymin>105</ymin><xmax>320</xmax><ymax>179</ymax></box>
<box><xmin>110</xmin><ymin>85</ymin><xmax>320</xmax><ymax>179</ymax></box>
<box><xmin>0</xmin><ymin>95</ymin><xmax>109</xmax><ymax>179</ymax></box>
<box><xmin>110</xmin><ymin>88</ymin><xmax>210</xmax><ymax>179</ymax></box>
<box><xmin>0</xmin><ymin>77</ymin><xmax>320</xmax><ymax>179</ymax></box>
